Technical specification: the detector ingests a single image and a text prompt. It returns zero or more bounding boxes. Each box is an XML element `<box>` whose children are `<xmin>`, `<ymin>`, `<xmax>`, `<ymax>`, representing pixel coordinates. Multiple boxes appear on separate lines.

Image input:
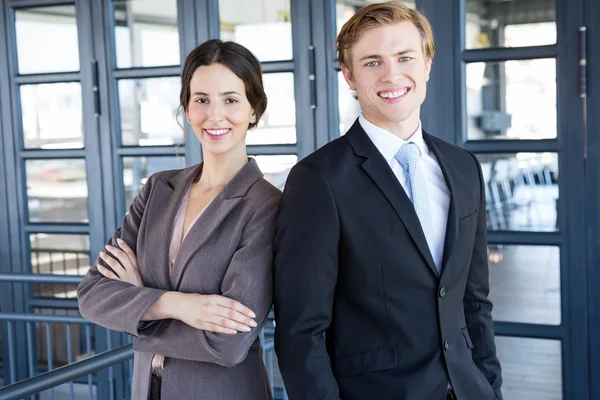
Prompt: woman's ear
<box><xmin>250</xmin><ymin>109</ymin><xmax>257</xmax><ymax>125</ymax></box>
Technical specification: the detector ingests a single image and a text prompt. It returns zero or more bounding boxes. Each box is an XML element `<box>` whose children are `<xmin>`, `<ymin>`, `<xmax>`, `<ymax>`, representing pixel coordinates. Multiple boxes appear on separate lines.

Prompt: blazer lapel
<box><xmin>171</xmin><ymin>158</ymin><xmax>264</xmax><ymax>290</ymax></box>
<box><xmin>423</xmin><ymin>132</ymin><xmax>459</xmax><ymax>274</ymax></box>
<box><xmin>346</xmin><ymin>120</ymin><xmax>438</xmax><ymax>277</ymax></box>
<box><xmin>142</xmin><ymin>164</ymin><xmax>202</xmax><ymax>290</ymax></box>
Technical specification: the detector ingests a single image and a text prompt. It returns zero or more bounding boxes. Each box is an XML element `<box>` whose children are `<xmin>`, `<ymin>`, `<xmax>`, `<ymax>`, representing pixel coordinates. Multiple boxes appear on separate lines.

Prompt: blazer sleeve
<box><xmin>273</xmin><ymin>163</ymin><xmax>341</xmax><ymax>400</ymax></box>
<box><xmin>77</xmin><ymin>174</ymin><xmax>168</xmax><ymax>337</ymax></box>
<box><xmin>464</xmin><ymin>152</ymin><xmax>503</xmax><ymax>400</ymax></box>
<box><xmin>132</xmin><ymin>196</ymin><xmax>279</xmax><ymax>367</ymax></box>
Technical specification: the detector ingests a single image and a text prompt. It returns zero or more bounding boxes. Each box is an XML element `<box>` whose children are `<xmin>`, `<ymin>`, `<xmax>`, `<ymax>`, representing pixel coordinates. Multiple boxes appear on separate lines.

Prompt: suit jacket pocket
<box><xmin>334</xmin><ymin>345</ymin><xmax>397</xmax><ymax>378</ymax></box>
<box><xmin>459</xmin><ymin>209</ymin><xmax>478</xmax><ymax>231</ymax></box>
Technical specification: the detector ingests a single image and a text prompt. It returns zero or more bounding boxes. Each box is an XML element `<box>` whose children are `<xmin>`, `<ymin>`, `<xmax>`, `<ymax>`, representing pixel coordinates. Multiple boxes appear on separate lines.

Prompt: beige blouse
<box><xmin>151</xmin><ymin>184</ymin><xmax>210</xmax><ymax>376</ymax></box>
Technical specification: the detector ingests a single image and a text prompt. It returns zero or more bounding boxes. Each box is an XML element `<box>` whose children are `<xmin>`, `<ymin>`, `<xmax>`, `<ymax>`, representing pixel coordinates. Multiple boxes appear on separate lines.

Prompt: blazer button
<box><xmin>439</xmin><ymin>287</ymin><xmax>447</xmax><ymax>297</ymax></box>
<box><xmin>444</xmin><ymin>340</ymin><xmax>449</xmax><ymax>351</ymax></box>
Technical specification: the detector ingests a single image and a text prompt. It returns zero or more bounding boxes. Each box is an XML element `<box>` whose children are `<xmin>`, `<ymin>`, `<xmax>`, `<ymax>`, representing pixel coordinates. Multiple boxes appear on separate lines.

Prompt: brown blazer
<box><xmin>77</xmin><ymin>158</ymin><xmax>281</xmax><ymax>400</ymax></box>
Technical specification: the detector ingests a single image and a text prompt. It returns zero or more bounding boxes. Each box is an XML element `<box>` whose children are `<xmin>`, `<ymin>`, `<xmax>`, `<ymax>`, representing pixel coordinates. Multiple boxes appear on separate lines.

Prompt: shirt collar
<box><xmin>358</xmin><ymin>114</ymin><xmax>427</xmax><ymax>163</ymax></box>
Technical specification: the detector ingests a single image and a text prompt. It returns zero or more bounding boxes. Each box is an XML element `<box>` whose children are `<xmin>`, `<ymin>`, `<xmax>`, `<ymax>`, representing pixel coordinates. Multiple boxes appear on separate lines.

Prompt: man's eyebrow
<box><xmin>358</xmin><ymin>49</ymin><xmax>418</xmax><ymax>62</ymax></box>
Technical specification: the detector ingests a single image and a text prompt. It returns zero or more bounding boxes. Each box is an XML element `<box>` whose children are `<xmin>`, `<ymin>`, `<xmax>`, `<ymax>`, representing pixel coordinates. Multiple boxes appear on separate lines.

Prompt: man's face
<box><xmin>341</xmin><ymin>21</ymin><xmax>432</xmax><ymax>135</ymax></box>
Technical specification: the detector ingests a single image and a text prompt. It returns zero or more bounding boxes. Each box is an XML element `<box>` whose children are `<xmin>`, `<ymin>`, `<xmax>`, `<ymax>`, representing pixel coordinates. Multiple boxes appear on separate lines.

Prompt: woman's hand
<box><xmin>168</xmin><ymin>292</ymin><xmax>258</xmax><ymax>334</ymax></box>
<box><xmin>97</xmin><ymin>238</ymin><xmax>144</xmax><ymax>287</ymax></box>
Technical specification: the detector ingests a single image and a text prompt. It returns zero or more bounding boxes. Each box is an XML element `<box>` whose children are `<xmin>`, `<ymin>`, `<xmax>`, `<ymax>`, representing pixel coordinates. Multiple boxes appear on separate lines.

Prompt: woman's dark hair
<box><xmin>179</xmin><ymin>39</ymin><xmax>267</xmax><ymax>130</ymax></box>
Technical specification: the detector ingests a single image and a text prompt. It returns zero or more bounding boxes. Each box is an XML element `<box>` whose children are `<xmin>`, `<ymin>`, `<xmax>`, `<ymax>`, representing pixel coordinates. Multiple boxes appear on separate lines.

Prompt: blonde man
<box><xmin>273</xmin><ymin>2</ymin><xmax>502</xmax><ymax>400</ymax></box>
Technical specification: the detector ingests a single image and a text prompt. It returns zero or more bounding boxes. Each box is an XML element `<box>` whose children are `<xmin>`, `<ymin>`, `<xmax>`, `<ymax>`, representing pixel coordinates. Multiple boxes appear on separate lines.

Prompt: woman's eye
<box><xmin>225</xmin><ymin>98</ymin><xmax>238</xmax><ymax>104</ymax></box>
<box><xmin>196</xmin><ymin>98</ymin><xmax>208</xmax><ymax>104</ymax></box>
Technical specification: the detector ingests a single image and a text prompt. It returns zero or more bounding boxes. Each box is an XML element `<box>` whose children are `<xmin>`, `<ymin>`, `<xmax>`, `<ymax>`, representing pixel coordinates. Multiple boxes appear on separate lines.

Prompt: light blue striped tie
<box><xmin>394</xmin><ymin>142</ymin><xmax>439</xmax><ymax>272</ymax></box>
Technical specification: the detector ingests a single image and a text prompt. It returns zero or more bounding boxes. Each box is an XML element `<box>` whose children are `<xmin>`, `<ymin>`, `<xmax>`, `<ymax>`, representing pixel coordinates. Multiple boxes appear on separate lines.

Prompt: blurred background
<box><xmin>0</xmin><ymin>0</ymin><xmax>599</xmax><ymax>399</ymax></box>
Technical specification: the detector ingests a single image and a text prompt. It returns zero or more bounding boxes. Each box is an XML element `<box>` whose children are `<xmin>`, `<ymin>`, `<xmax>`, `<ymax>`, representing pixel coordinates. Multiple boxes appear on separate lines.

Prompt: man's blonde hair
<box><xmin>336</xmin><ymin>1</ymin><xmax>435</xmax><ymax>69</ymax></box>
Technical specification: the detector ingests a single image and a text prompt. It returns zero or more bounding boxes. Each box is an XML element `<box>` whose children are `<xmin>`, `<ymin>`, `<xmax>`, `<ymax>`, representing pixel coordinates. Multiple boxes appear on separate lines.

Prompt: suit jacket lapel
<box><xmin>346</xmin><ymin>120</ymin><xmax>438</xmax><ymax>277</ymax></box>
<box><xmin>171</xmin><ymin>158</ymin><xmax>264</xmax><ymax>290</ymax></box>
<box><xmin>423</xmin><ymin>132</ymin><xmax>459</xmax><ymax>274</ymax></box>
<box><xmin>142</xmin><ymin>164</ymin><xmax>202</xmax><ymax>290</ymax></box>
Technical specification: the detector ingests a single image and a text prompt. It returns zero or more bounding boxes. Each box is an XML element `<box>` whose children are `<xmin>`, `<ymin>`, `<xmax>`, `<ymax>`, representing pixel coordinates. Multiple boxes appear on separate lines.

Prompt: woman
<box><xmin>77</xmin><ymin>39</ymin><xmax>280</xmax><ymax>400</ymax></box>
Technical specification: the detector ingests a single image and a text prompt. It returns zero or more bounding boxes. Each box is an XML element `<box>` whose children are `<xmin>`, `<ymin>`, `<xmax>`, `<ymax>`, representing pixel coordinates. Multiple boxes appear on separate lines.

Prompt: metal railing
<box><xmin>0</xmin><ymin>345</ymin><xmax>133</xmax><ymax>400</ymax></box>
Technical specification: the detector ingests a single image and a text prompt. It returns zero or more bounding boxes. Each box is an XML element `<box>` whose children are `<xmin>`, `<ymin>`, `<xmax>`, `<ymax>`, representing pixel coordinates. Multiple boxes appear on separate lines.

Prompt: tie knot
<box><xmin>394</xmin><ymin>142</ymin><xmax>420</xmax><ymax>170</ymax></box>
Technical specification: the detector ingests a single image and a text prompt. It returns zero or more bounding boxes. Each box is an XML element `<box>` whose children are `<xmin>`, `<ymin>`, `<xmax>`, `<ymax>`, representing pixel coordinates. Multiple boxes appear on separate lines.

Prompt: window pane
<box><xmin>248</xmin><ymin>73</ymin><xmax>296</xmax><ymax>145</ymax></box>
<box><xmin>15</xmin><ymin>6</ymin><xmax>79</xmax><ymax>74</ymax></box>
<box><xmin>219</xmin><ymin>0</ymin><xmax>292</xmax><ymax>61</ymax></box>
<box><xmin>477</xmin><ymin>153</ymin><xmax>558</xmax><ymax>232</ymax></box>
<box><xmin>30</xmin><ymin>233</ymin><xmax>90</xmax><ymax>299</ymax></box>
<box><xmin>335</xmin><ymin>1</ymin><xmax>415</xmax><ymax>43</ymax></box>
<box><xmin>118</xmin><ymin>78</ymin><xmax>182</xmax><ymax>146</ymax></box>
<box><xmin>26</xmin><ymin>159</ymin><xmax>88</xmax><ymax>223</ymax></box>
<box><xmin>338</xmin><ymin>71</ymin><xmax>360</xmax><ymax>136</ymax></box>
<box><xmin>123</xmin><ymin>156</ymin><xmax>184</xmax><ymax>208</ymax></box>
<box><xmin>466</xmin><ymin>0</ymin><xmax>556</xmax><ymax>49</ymax></box>
<box><xmin>253</xmin><ymin>155</ymin><xmax>296</xmax><ymax>191</ymax></box>
<box><xmin>495</xmin><ymin>337</ymin><xmax>562</xmax><ymax>400</ymax></box>
<box><xmin>21</xmin><ymin>83</ymin><xmax>83</xmax><ymax>149</ymax></box>
<box><xmin>488</xmin><ymin>245</ymin><xmax>560</xmax><ymax>325</ymax></box>
<box><xmin>113</xmin><ymin>0</ymin><xmax>180</xmax><ymax>68</ymax></box>
<box><xmin>466</xmin><ymin>59</ymin><xmax>556</xmax><ymax>140</ymax></box>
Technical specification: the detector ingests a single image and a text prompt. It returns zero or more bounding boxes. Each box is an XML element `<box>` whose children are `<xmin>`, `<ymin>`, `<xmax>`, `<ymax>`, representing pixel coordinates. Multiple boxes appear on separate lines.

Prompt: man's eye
<box><xmin>365</xmin><ymin>60</ymin><xmax>380</xmax><ymax>67</ymax></box>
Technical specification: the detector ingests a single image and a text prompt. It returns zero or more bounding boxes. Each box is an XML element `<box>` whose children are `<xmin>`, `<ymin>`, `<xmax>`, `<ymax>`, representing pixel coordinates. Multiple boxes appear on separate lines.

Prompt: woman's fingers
<box><xmin>214</xmin><ymin>295</ymin><xmax>256</xmax><ymax>318</ymax></box>
<box><xmin>98</xmin><ymin>252</ymin><xmax>124</xmax><ymax>277</ymax></box>
<box><xmin>105</xmin><ymin>245</ymin><xmax>132</xmax><ymax>269</ymax></box>
<box><xmin>116</xmin><ymin>238</ymin><xmax>139</xmax><ymax>269</ymax></box>
<box><xmin>97</xmin><ymin>264</ymin><xmax>119</xmax><ymax>280</ymax></box>
<box><xmin>207</xmin><ymin>313</ymin><xmax>253</xmax><ymax>333</ymax></box>
<box><xmin>214</xmin><ymin>306</ymin><xmax>257</xmax><ymax>328</ymax></box>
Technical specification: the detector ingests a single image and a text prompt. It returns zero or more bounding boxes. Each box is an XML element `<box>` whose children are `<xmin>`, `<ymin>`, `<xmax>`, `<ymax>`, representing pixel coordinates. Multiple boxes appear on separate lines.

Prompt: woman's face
<box><xmin>185</xmin><ymin>63</ymin><xmax>256</xmax><ymax>157</ymax></box>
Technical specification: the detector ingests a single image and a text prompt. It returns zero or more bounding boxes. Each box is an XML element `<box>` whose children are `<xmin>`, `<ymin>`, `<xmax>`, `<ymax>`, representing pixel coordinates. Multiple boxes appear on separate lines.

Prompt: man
<box><xmin>273</xmin><ymin>2</ymin><xmax>502</xmax><ymax>400</ymax></box>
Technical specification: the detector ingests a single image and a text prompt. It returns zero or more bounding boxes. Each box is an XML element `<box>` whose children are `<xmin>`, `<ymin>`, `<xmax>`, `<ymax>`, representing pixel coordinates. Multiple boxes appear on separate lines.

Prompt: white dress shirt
<box><xmin>359</xmin><ymin>114</ymin><xmax>450</xmax><ymax>270</ymax></box>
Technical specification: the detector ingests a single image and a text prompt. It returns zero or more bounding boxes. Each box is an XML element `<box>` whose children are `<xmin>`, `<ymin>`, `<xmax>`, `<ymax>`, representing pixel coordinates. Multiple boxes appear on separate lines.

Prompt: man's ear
<box><xmin>425</xmin><ymin>58</ymin><xmax>432</xmax><ymax>83</ymax></box>
<box><xmin>341</xmin><ymin>63</ymin><xmax>356</xmax><ymax>91</ymax></box>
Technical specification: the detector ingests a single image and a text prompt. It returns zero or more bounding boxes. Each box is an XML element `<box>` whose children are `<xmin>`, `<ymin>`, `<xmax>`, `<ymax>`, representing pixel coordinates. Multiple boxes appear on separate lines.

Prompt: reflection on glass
<box><xmin>118</xmin><ymin>78</ymin><xmax>182</xmax><ymax>146</ymax></box>
<box><xmin>253</xmin><ymin>155</ymin><xmax>297</xmax><ymax>190</ymax></box>
<box><xmin>466</xmin><ymin>59</ymin><xmax>556</xmax><ymax>140</ymax></box>
<box><xmin>336</xmin><ymin>0</ymin><xmax>415</xmax><ymax>40</ymax></box>
<box><xmin>219</xmin><ymin>0</ymin><xmax>292</xmax><ymax>61</ymax></box>
<box><xmin>477</xmin><ymin>153</ymin><xmax>558</xmax><ymax>232</ymax></box>
<box><xmin>488</xmin><ymin>245</ymin><xmax>560</xmax><ymax>325</ymax></box>
<box><xmin>338</xmin><ymin>71</ymin><xmax>361</xmax><ymax>136</ymax></box>
<box><xmin>15</xmin><ymin>6</ymin><xmax>79</xmax><ymax>74</ymax></box>
<box><xmin>26</xmin><ymin>159</ymin><xmax>88</xmax><ymax>223</ymax></box>
<box><xmin>495</xmin><ymin>337</ymin><xmax>562</xmax><ymax>400</ymax></box>
<box><xmin>30</xmin><ymin>234</ymin><xmax>90</xmax><ymax>299</ymax></box>
<box><xmin>248</xmin><ymin>73</ymin><xmax>296</xmax><ymax>145</ymax></box>
<box><xmin>113</xmin><ymin>0</ymin><xmax>180</xmax><ymax>68</ymax></box>
<box><xmin>123</xmin><ymin>156</ymin><xmax>184</xmax><ymax>208</ymax></box>
<box><xmin>21</xmin><ymin>83</ymin><xmax>83</xmax><ymax>149</ymax></box>
<box><xmin>465</xmin><ymin>0</ymin><xmax>556</xmax><ymax>49</ymax></box>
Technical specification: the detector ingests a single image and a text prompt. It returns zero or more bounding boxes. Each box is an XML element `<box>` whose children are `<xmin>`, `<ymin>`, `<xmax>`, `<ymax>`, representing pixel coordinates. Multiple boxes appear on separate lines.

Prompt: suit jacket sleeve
<box><xmin>132</xmin><ymin>196</ymin><xmax>279</xmax><ymax>367</ymax></box>
<box><xmin>464</xmin><ymin>153</ymin><xmax>503</xmax><ymax>399</ymax></box>
<box><xmin>273</xmin><ymin>163</ymin><xmax>341</xmax><ymax>399</ymax></box>
<box><xmin>77</xmin><ymin>174</ymin><xmax>168</xmax><ymax>337</ymax></box>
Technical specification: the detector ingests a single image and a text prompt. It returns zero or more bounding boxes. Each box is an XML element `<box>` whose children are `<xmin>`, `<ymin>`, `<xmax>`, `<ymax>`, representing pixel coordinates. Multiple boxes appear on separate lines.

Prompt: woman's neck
<box><xmin>197</xmin><ymin>148</ymin><xmax>248</xmax><ymax>188</ymax></box>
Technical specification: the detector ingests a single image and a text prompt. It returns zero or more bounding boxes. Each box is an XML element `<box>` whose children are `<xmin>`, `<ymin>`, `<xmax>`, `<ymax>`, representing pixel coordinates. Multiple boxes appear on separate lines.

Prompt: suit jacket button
<box><xmin>439</xmin><ymin>287</ymin><xmax>447</xmax><ymax>297</ymax></box>
<box><xmin>444</xmin><ymin>340</ymin><xmax>449</xmax><ymax>351</ymax></box>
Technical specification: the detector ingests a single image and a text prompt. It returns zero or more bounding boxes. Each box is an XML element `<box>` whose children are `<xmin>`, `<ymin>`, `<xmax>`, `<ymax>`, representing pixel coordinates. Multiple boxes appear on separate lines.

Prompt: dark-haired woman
<box><xmin>77</xmin><ymin>39</ymin><xmax>280</xmax><ymax>400</ymax></box>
